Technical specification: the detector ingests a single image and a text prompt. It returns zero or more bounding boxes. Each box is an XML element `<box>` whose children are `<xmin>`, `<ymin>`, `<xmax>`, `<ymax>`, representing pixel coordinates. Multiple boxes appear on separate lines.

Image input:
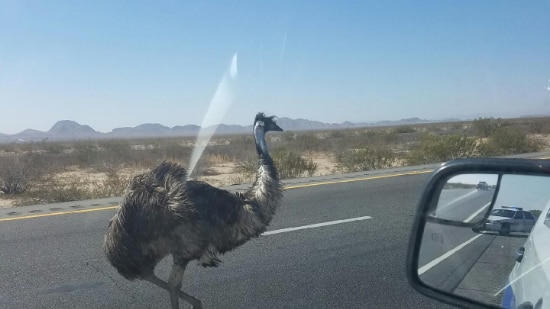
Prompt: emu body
<box><xmin>103</xmin><ymin>113</ymin><xmax>283</xmax><ymax>309</ymax></box>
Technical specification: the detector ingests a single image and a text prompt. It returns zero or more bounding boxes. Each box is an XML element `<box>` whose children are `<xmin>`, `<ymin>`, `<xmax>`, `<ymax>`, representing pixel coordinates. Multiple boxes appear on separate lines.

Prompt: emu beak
<box><xmin>273</xmin><ymin>124</ymin><xmax>283</xmax><ymax>132</ymax></box>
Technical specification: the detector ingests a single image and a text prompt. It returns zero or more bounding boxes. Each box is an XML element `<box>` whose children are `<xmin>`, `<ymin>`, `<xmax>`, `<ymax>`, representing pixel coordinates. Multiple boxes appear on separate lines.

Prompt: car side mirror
<box><xmin>407</xmin><ymin>158</ymin><xmax>550</xmax><ymax>309</ymax></box>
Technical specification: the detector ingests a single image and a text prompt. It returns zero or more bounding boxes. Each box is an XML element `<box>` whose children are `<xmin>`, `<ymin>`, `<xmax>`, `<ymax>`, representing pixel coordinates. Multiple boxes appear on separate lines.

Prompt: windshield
<box><xmin>1</xmin><ymin>2</ymin><xmax>549</xmax><ymax>309</ymax></box>
<box><xmin>491</xmin><ymin>209</ymin><xmax>516</xmax><ymax>218</ymax></box>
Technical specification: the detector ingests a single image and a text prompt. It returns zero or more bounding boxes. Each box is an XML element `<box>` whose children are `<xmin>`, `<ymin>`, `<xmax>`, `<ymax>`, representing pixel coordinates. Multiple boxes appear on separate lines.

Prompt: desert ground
<box><xmin>1</xmin><ymin>117</ymin><xmax>549</xmax><ymax>208</ymax></box>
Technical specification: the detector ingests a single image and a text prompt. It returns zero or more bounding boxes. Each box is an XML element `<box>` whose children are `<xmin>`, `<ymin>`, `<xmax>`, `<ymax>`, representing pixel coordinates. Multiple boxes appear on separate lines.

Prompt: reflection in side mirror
<box><xmin>431</xmin><ymin>173</ymin><xmax>498</xmax><ymax>224</ymax></box>
<box><xmin>407</xmin><ymin>159</ymin><xmax>550</xmax><ymax>309</ymax></box>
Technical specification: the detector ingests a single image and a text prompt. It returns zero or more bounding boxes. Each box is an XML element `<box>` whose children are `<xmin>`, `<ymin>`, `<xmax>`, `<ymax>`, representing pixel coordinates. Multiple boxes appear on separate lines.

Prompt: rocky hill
<box><xmin>0</xmin><ymin>117</ymin><xmax>435</xmax><ymax>143</ymax></box>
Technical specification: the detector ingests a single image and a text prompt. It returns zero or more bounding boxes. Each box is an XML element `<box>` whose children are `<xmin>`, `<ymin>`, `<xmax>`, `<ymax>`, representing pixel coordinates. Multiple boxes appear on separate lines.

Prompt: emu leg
<box><xmin>143</xmin><ymin>271</ymin><xmax>202</xmax><ymax>309</ymax></box>
<box><xmin>168</xmin><ymin>262</ymin><xmax>185</xmax><ymax>309</ymax></box>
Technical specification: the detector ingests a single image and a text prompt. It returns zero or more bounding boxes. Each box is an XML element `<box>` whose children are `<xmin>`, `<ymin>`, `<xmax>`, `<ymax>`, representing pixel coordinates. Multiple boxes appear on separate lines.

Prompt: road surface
<box><xmin>1</xmin><ymin>169</ymin><xmax>462</xmax><ymax>308</ymax></box>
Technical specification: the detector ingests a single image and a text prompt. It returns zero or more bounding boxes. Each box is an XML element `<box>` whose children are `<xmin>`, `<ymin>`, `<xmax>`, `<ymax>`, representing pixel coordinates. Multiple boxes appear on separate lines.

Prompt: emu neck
<box><xmin>247</xmin><ymin>123</ymin><xmax>282</xmax><ymax>221</ymax></box>
<box><xmin>212</xmin><ymin>120</ymin><xmax>283</xmax><ymax>246</ymax></box>
<box><xmin>253</xmin><ymin>124</ymin><xmax>268</xmax><ymax>159</ymax></box>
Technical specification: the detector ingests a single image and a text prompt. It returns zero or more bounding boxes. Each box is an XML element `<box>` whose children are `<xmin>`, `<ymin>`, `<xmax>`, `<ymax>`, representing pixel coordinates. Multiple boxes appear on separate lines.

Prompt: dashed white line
<box><xmin>439</xmin><ymin>190</ymin><xmax>478</xmax><ymax>210</ymax></box>
<box><xmin>262</xmin><ymin>216</ymin><xmax>372</xmax><ymax>236</ymax></box>
<box><xmin>418</xmin><ymin>234</ymin><xmax>483</xmax><ymax>275</ymax></box>
<box><xmin>464</xmin><ymin>202</ymin><xmax>491</xmax><ymax>223</ymax></box>
<box><xmin>418</xmin><ymin>202</ymin><xmax>491</xmax><ymax>276</ymax></box>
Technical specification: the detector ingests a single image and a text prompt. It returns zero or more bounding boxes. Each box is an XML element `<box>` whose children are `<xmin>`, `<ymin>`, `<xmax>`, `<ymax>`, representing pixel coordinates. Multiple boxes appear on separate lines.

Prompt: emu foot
<box><xmin>198</xmin><ymin>248</ymin><xmax>221</xmax><ymax>267</ymax></box>
<box><xmin>191</xmin><ymin>299</ymin><xmax>203</xmax><ymax>309</ymax></box>
<box><xmin>199</xmin><ymin>257</ymin><xmax>221</xmax><ymax>267</ymax></box>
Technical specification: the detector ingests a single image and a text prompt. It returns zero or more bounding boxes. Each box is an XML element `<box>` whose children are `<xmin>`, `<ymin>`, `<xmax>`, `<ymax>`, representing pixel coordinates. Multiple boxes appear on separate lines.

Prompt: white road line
<box><xmin>418</xmin><ymin>234</ymin><xmax>483</xmax><ymax>275</ymax></box>
<box><xmin>439</xmin><ymin>190</ymin><xmax>478</xmax><ymax>210</ymax></box>
<box><xmin>262</xmin><ymin>216</ymin><xmax>372</xmax><ymax>236</ymax></box>
<box><xmin>464</xmin><ymin>202</ymin><xmax>491</xmax><ymax>223</ymax></box>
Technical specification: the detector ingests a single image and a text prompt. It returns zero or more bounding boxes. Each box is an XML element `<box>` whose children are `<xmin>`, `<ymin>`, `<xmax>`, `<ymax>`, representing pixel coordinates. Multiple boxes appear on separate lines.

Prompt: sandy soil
<box><xmin>0</xmin><ymin>153</ymin><xmax>339</xmax><ymax>208</ymax></box>
<box><xmin>200</xmin><ymin>152</ymin><xmax>337</xmax><ymax>186</ymax></box>
<box><xmin>2</xmin><ymin>134</ymin><xmax>549</xmax><ymax>209</ymax></box>
<box><xmin>0</xmin><ymin>199</ymin><xmax>15</xmax><ymax>208</ymax></box>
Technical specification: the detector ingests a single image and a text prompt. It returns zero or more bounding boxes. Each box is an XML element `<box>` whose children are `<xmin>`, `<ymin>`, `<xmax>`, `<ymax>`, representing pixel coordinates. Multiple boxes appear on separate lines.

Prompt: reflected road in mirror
<box><xmin>418</xmin><ymin>223</ymin><xmax>525</xmax><ymax>306</ymax></box>
<box><xmin>432</xmin><ymin>174</ymin><xmax>498</xmax><ymax>223</ymax></box>
<box><xmin>434</xmin><ymin>188</ymin><xmax>494</xmax><ymax>223</ymax></box>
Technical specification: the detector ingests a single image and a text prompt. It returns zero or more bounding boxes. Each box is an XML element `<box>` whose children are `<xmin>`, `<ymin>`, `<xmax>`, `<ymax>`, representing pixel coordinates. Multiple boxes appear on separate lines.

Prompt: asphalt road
<box><xmin>1</xmin><ymin>171</ymin><xmax>455</xmax><ymax>309</ymax></box>
<box><xmin>419</xmin><ymin>224</ymin><xmax>496</xmax><ymax>293</ymax></box>
<box><xmin>436</xmin><ymin>188</ymin><xmax>495</xmax><ymax>223</ymax></box>
<box><xmin>455</xmin><ymin>234</ymin><xmax>526</xmax><ymax>306</ymax></box>
<box><xmin>418</xmin><ymin>189</ymin><xmax>498</xmax><ymax>293</ymax></box>
<box><xmin>419</xmin><ymin>189</ymin><xmax>495</xmax><ymax>271</ymax></box>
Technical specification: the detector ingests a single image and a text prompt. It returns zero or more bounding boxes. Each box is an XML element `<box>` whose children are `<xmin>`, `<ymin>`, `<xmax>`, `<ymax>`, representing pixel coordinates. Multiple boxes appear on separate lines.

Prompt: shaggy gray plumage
<box><xmin>103</xmin><ymin>113</ymin><xmax>284</xmax><ymax>309</ymax></box>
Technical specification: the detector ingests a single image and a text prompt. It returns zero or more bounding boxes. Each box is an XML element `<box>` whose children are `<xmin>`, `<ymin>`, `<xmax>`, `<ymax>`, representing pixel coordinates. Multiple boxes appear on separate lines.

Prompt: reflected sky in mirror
<box><xmin>449</xmin><ymin>174</ymin><xmax>498</xmax><ymax>186</ymax></box>
<box><xmin>496</xmin><ymin>175</ymin><xmax>550</xmax><ymax>212</ymax></box>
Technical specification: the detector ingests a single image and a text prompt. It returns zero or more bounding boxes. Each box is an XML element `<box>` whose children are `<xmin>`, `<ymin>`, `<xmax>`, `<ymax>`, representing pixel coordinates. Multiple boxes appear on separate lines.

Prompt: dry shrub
<box><xmin>479</xmin><ymin>126</ymin><xmax>541</xmax><ymax>156</ymax></box>
<box><xmin>227</xmin><ymin>173</ymin><xmax>255</xmax><ymax>185</ymax></box>
<box><xmin>336</xmin><ymin>148</ymin><xmax>396</xmax><ymax>172</ymax></box>
<box><xmin>235</xmin><ymin>147</ymin><xmax>317</xmax><ymax>180</ymax></box>
<box><xmin>393</xmin><ymin>126</ymin><xmax>416</xmax><ymax>134</ymax></box>
<box><xmin>15</xmin><ymin>170</ymin><xmax>130</xmax><ymax>205</ymax></box>
<box><xmin>472</xmin><ymin>117</ymin><xmax>508</xmax><ymax>137</ymax></box>
<box><xmin>24</xmin><ymin>175</ymin><xmax>93</xmax><ymax>204</ymax></box>
<box><xmin>93</xmin><ymin>170</ymin><xmax>130</xmax><ymax>197</ymax></box>
<box><xmin>407</xmin><ymin>134</ymin><xmax>478</xmax><ymax>165</ymax></box>
<box><xmin>0</xmin><ymin>155</ymin><xmax>43</xmax><ymax>194</ymax></box>
<box><xmin>527</xmin><ymin>117</ymin><xmax>550</xmax><ymax>134</ymax></box>
<box><xmin>207</xmin><ymin>153</ymin><xmax>231</xmax><ymax>165</ymax></box>
<box><xmin>234</xmin><ymin>157</ymin><xmax>259</xmax><ymax>179</ymax></box>
<box><xmin>272</xmin><ymin>147</ymin><xmax>317</xmax><ymax>179</ymax></box>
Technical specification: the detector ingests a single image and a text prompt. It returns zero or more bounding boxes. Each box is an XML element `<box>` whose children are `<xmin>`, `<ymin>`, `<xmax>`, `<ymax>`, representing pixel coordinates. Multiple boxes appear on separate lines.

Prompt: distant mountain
<box><xmin>18</xmin><ymin>129</ymin><xmax>44</xmax><ymax>137</ymax></box>
<box><xmin>275</xmin><ymin>117</ymin><xmax>346</xmax><ymax>130</ymax></box>
<box><xmin>110</xmin><ymin>127</ymin><xmax>137</xmax><ymax>136</ymax></box>
<box><xmin>1</xmin><ymin>121</ymin><xmax>100</xmax><ymax>142</ymax></box>
<box><xmin>48</xmin><ymin>120</ymin><xmax>97</xmax><ymax>136</ymax></box>
<box><xmin>0</xmin><ymin>116</ymin><xmax>466</xmax><ymax>143</ymax></box>
<box><xmin>134</xmin><ymin>123</ymin><xmax>171</xmax><ymax>134</ymax></box>
<box><xmin>371</xmin><ymin>117</ymin><xmax>430</xmax><ymax>126</ymax></box>
<box><xmin>110</xmin><ymin>123</ymin><xmax>172</xmax><ymax>138</ymax></box>
<box><xmin>171</xmin><ymin>125</ymin><xmax>201</xmax><ymax>135</ymax></box>
<box><xmin>214</xmin><ymin>124</ymin><xmax>251</xmax><ymax>135</ymax></box>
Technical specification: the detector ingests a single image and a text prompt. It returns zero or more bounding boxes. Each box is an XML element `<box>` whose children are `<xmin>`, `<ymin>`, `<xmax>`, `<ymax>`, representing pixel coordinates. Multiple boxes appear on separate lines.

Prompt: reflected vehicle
<box><xmin>477</xmin><ymin>181</ymin><xmax>489</xmax><ymax>190</ymax></box>
<box><xmin>472</xmin><ymin>206</ymin><xmax>537</xmax><ymax>236</ymax></box>
<box><xmin>502</xmin><ymin>199</ymin><xmax>550</xmax><ymax>309</ymax></box>
<box><xmin>433</xmin><ymin>173</ymin><xmax>498</xmax><ymax>223</ymax></box>
<box><xmin>407</xmin><ymin>158</ymin><xmax>550</xmax><ymax>309</ymax></box>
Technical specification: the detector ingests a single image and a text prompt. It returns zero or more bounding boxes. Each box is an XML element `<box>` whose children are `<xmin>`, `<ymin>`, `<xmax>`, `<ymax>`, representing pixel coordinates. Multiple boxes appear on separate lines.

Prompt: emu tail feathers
<box><xmin>103</xmin><ymin>161</ymin><xmax>194</xmax><ymax>280</ymax></box>
<box><xmin>126</xmin><ymin>161</ymin><xmax>191</xmax><ymax>217</ymax></box>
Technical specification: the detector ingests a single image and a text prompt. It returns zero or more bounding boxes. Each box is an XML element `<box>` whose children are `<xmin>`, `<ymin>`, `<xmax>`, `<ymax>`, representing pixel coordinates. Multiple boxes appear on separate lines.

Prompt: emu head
<box><xmin>254</xmin><ymin>112</ymin><xmax>283</xmax><ymax>133</ymax></box>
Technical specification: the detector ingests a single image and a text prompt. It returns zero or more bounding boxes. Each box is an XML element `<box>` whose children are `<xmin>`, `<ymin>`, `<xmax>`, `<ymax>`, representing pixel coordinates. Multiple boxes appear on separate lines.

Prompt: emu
<box><xmin>103</xmin><ymin>113</ymin><xmax>284</xmax><ymax>309</ymax></box>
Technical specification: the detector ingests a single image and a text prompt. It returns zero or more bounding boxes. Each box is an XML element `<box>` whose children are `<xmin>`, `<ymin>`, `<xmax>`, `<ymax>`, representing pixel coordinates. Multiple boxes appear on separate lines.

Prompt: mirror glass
<box><xmin>431</xmin><ymin>173</ymin><xmax>498</xmax><ymax>223</ymax></box>
<box><xmin>418</xmin><ymin>174</ymin><xmax>550</xmax><ymax>308</ymax></box>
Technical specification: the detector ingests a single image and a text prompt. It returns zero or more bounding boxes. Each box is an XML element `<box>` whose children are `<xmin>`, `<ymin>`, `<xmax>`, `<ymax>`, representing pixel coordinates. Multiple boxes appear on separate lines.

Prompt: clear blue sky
<box><xmin>1</xmin><ymin>1</ymin><xmax>549</xmax><ymax>134</ymax></box>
